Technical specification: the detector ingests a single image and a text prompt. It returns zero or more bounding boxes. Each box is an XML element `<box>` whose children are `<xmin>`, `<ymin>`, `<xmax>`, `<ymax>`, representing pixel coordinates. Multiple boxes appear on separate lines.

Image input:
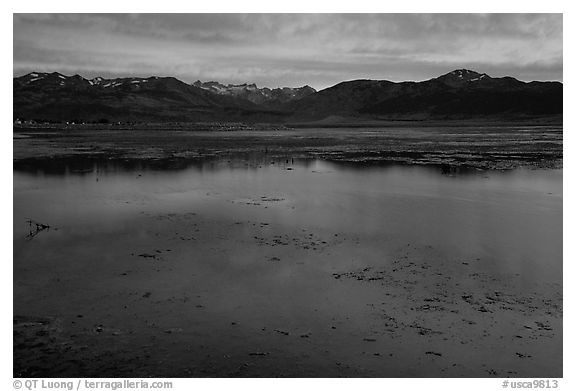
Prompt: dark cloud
<box><xmin>13</xmin><ymin>14</ymin><xmax>562</xmax><ymax>89</ymax></box>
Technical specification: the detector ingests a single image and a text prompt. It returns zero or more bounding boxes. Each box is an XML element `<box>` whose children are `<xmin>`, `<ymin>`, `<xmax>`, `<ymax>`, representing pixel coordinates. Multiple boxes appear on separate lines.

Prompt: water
<box><xmin>14</xmin><ymin>158</ymin><xmax>562</xmax><ymax>282</ymax></box>
<box><xmin>13</xmin><ymin>157</ymin><xmax>563</xmax><ymax>376</ymax></box>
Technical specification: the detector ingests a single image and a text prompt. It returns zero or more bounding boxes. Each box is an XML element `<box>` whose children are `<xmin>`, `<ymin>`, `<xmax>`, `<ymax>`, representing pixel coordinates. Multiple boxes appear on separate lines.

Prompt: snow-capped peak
<box><xmin>192</xmin><ymin>79</ymin><xmax>316</xmax><ymax>104</ymax></box>
<box><xmin>449</xmin><ymin>69</ymin><xmax>481</xmax><ymax>79</ymax></box>
<box><xmin>437</xmin><ymin>69</ymin><xmax>491</xmax><ymax>86</ymax></box>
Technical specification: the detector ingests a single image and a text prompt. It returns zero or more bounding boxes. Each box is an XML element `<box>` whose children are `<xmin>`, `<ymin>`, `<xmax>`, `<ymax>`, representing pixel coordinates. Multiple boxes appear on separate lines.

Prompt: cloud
<box><xmin>13</xmin><ymin>13</ymin><xmax>562</xmax><ymax>89</ymax></box>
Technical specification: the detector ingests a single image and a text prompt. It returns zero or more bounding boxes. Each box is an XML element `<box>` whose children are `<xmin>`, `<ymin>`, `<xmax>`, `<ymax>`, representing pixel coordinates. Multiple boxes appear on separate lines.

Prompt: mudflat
<box><xmin>14</xmin><ymin>125</ymin><xmax>562</xmax><ymax>170</ymax></box>
<box><xmin>13</xmin><ymin>126</ymin><xmax>562</xmax><ymax>377</ymax></box>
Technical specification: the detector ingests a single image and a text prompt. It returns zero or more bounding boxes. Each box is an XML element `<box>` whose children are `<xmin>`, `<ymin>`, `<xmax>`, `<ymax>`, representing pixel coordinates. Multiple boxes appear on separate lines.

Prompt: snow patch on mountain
<box><xmin>192</xmin><ymin>80</ymin><xmax>316</xmax><ymax>104</ymax></box>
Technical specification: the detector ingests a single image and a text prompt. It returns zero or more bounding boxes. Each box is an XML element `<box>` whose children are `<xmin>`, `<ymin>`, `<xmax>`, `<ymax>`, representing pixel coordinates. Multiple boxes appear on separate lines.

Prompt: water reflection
<box><xmin>14</xmin><ymin>152</ymin><xmax>499</xmax><ymax>178</ymax></box>
<box><xmin>14</xmin><ymin>156</ymin><xmax>562</xmax><ymax>285</ymax></box>
<box><xmin>14</xmin><ymin>153</ymin><xmax>312</xmax><ymax>176</ymax></box>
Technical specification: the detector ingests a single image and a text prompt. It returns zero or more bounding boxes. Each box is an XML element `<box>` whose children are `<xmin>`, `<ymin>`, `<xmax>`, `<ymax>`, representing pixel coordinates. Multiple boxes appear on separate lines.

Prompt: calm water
<box><xmin>13</xmin><ymin>157</ymin><xmax>563</xmax><ymax>376</ymax></box>
<box><xmin>14</xmin><ymin>158</ymin><xmax>562</xmax><ymax>282</ymax></box>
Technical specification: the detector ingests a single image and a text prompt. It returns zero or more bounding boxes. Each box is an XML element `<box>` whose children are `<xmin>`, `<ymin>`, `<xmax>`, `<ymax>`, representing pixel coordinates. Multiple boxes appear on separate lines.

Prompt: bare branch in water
<box><xmin>26</xmin><ymin>219</ymin><xmax>51</xmax><ymax>240</ymax></box>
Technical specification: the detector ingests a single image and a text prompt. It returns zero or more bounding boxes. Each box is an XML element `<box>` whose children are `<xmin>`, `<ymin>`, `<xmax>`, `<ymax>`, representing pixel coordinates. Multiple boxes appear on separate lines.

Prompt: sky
<box><xmin>13</xmin><ymin>13</ymin><xmax>563</xmax><ymax>90</ymax></box>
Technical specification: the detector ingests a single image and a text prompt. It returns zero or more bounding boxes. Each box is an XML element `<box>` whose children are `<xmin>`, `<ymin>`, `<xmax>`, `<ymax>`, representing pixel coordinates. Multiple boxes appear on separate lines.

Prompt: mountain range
<box><xmin>13</xmin><ymin>69</ymin><xmax>562</xmax><ymax>123</ymax></box>
<box><xmin>192</xmin><ymin>80</ymin><xmax>316</xmax><ymax>107</ymax></box>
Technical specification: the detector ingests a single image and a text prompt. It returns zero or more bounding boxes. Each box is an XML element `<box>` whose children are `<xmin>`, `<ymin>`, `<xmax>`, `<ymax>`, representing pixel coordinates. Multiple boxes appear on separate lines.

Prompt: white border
<box><xmin>3</xmin><ymin>2</ymin><xmax>572</xmax><ymax>390</ymax></box>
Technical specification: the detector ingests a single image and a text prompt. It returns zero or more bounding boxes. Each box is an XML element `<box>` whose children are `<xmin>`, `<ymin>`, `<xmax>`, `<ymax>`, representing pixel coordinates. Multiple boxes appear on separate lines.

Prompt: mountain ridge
<box><xmin>13</xmin><ymin>69</ymin><xmax>562</xmax><ymax>123</ymax></box>
<box><xmin>192</xmin><ymin>80</ymin><xmax>316</xmax><ymax>106</ymax></box>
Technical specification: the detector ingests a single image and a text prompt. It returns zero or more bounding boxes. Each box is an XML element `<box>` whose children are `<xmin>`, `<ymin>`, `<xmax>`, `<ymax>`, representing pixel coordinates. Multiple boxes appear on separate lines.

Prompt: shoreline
<box><xmin>13</xmin><ymin>126</ymin><xmax>563</xmax><ymax>171</ymax></box>
<box><xmin>13</xmin><ymin>116</ymin><xmax>563</xmax><ymax>131</ymax></box>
